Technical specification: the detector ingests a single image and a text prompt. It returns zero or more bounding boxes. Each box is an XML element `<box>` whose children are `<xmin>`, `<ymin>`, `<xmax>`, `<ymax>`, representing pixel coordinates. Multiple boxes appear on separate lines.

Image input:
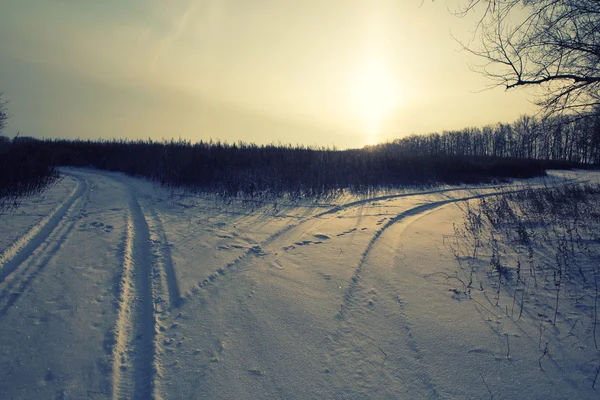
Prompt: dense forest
<box><xmin>1</xmin><ymin>111</ymin><xmax>598</xmax><ymax>201</ymax></box>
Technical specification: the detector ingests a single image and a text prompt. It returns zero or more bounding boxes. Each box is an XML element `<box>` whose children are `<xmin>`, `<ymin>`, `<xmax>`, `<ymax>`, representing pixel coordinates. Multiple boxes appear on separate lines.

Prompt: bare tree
<box><xmin>455</xmin><ymin>0</ymin><xmax>600</xmax><ymax>118</ymax></box>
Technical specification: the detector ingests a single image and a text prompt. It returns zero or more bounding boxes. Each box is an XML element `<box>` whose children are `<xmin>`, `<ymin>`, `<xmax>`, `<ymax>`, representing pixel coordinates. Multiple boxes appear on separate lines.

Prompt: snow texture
<box><xmin>0</xmin><ymin>167</ymin><xmax>598</xmax><ymax>399</ymax></box>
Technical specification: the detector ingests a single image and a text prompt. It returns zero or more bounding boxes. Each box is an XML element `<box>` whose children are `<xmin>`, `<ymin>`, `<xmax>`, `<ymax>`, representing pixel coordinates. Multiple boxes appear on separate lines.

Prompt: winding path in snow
<box><xmin>326</xmin><ymin>178</ymin><xmax>585</xmax><ymax>398</ymax></box>
<box><xmin>337</xmin><ymin>185</ymin><xmax>554</xmax><ymax>318</ymax></box>
<box><xmin>85</xmin><ymin>171</ymin><xmax>180</xmax><ymax>400</ymax></box>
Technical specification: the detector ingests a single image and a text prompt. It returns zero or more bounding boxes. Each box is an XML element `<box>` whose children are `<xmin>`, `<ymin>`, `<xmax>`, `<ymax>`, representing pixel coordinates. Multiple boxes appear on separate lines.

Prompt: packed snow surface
<box><xmin>0</xmin><ymin>167</ymin><xmax>599</xmax><ymax>399</ymax></box>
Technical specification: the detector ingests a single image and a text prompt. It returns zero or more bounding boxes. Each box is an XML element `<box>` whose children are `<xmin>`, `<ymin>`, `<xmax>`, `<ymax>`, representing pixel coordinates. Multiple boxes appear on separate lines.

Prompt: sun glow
<box><xmin>351</xmin><ymin>58</ymin><xmax>400</xmax><ymax>145</ymax></box>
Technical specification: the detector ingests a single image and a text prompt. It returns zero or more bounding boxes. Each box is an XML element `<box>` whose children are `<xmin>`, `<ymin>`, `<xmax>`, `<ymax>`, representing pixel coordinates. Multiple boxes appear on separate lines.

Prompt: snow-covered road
<box><xmin>0</xmin><ymin>168</ymin><xmax>597</xmax><ymax>399</ymax></box>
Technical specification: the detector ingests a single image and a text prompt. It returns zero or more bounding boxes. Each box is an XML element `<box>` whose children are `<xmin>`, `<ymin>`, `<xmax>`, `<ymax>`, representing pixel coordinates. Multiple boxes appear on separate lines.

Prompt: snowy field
<box><xmin>0</xmin><ymin>167</ymin><xmax>599</xmax><ymax>399</ymax></box>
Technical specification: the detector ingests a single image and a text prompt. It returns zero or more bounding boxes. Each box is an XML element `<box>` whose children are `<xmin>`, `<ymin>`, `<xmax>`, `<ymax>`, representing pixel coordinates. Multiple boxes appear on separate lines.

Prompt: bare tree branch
<box><xmin>450</xmin><ymin>0</ymin><xmax>600</xmax><ymax>117</ymax></box>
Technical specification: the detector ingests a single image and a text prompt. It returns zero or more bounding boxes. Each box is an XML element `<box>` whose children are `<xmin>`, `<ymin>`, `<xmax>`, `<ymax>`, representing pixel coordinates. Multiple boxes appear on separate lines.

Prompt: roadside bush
<box><xmin>449</xmin><ymin>182</ymin><xmax>600</xmax><ymax>376</ymax></box>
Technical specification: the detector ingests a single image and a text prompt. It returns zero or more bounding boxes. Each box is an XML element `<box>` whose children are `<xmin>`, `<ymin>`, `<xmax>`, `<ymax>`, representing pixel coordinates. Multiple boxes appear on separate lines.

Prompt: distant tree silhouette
<box><xmin>3</xmin><ymin>110</ymin><xmax>596</xmax><ymax>203</ymax></box>
<box><xmin>387</xmin><ymin>111</ymin><xmax>600</xmax><ymax>164</ymax></box>
<box><xmin>0</xmin><ymin>93</ymin><xmax>8</xmax><ymax>134</ymax></box>
<box><xmin>41</xmin><ymin>135</ymin><xmax>555</xmax><ymax>198</ymax></box>
<box><xmin>455</xmin><ymin>0</ymin><xmax>600</xmax><ymax>118</ymax></box>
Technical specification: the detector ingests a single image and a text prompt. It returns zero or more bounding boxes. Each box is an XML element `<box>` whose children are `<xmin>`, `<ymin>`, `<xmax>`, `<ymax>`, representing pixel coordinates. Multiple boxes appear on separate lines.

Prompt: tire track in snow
<box><xmin>329</xmin><ymin>179</ymin><xmax>585</xmax><ymax>397</ymax></box>
<box><xmin>0</xmin><ymin>173</ymin><xmax>87</xmax><ymax>283</ymax></box>
<box><xmin>141</xmin><ymin>202</ymin><xmax>183</xmax><ymax>398</ymax></box>
<box><xmin>329</xmin><ymin>186</ymin><xmax>554</xmax><ymax>398</ymax></box>
<box><xmin>59</xmin><ymin>169</ymin><xmax>177</xmax><ymax>399</ymax></box>
<box><xmin>313</xmin><ymin>184</ymin><xmax>507</xmax><ymax>218</ymax></box>
<box><xmin>143</xmin><ymin>177</ymin><xmax>573</xmax><ymax>298</ymax></box>
<box><xmin>0</xmin><ymin>174</ymin><xmax>90</xmax><ymax>316</ymax></box>
<box><xmin>188</xmin><ymin>184</ymin><xmax>515</xmax><ymax>295</ymax></box>
<box><xmin>144</xmin><ymin>205</ymin><xmax>182</xmax><ymax>311</ymax></box>
<box><xmin>328</xmin><ymin>196</ymin><xmax>488</xmax><ymax>398</ymax></box>
<box><xmin>111</xmin><ymin>185</ymin><xmax>157</xmax><ymax>400</ymax></box>
<box><xmin>72</xmin><ymin>168</ymin><xmax>182</xmax><ymax>311</ymax></box>
<box><xmin>336</xmin><ymin>186</ymin><xmax>549</xmax><ymax>318</ymax></box>
<box><xmin>316</xmin><ymin>175</ymin><xmax>582</xmax><ymax>220</ymax></box>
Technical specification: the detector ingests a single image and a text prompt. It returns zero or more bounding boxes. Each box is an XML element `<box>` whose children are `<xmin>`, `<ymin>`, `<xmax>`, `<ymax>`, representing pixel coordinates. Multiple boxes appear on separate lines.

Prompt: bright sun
<box><xmin>351</xmin><ymin>58</ymin><xmax>400</xmax><ymax>145</ymax></box>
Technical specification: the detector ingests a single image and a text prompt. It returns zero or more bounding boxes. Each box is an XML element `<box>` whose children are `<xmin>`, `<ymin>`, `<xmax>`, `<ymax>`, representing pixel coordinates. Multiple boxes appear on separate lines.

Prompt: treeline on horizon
<box><xmin>1</xmin><ymin>112</ymin><xmax>598</xmax><ymax>199</ymax></box>
<box><xmin>385</xmin><ymin>113</ymin><xmax>600</xmax><ymax>164</ymax></box>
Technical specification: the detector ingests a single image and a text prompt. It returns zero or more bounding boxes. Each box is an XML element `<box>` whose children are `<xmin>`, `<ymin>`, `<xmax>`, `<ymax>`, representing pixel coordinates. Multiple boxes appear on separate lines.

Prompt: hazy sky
<box><xmin>0</xmin><ymin>0</ymin><xmax>535</xmax><ymax>148</ymax></box>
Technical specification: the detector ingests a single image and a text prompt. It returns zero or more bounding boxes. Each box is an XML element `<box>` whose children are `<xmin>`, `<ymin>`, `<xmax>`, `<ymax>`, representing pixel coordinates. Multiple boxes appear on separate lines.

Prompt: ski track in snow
<box><xmin>0</xmin><ymin>173</ymin><xmax>89</xmax><ymax>315</ymax></box>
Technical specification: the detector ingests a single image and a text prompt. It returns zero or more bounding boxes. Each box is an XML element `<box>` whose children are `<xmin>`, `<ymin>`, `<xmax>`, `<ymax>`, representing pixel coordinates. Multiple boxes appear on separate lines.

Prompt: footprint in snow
<box><xmin>336</xmin><ymin>228</ymin><xmax>357</xmax><ymax>237</ymax></box>
<box><xmin>293</xmin><ymin>240</ymin><xmax>313</xmax><ymax>246</ymax></box>
<box><xmin>80</xmin><ymin>221</ymin><xmax>113</xmax><ymax>233</ymax></box>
